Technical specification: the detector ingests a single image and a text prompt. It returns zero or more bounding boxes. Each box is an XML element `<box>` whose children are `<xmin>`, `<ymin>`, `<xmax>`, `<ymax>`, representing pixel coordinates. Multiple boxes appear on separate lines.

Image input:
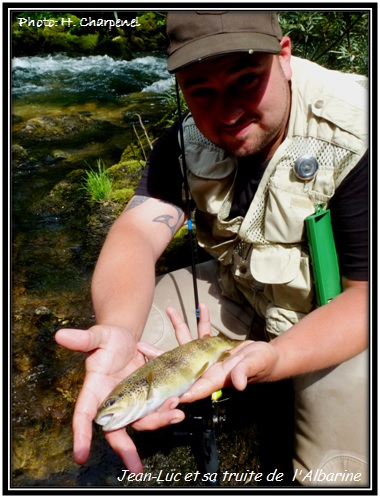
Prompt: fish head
<box><xmin>95</xmin><ymin>392</ymin><xmax>146</xmax><ymax>431</ymax></box>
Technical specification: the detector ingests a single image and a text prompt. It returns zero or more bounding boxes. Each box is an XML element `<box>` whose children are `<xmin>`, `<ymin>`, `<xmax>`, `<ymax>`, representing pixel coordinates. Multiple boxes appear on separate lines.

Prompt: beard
<box><xmin>220</xmin><ymin>99</ymin><xmax>290</xmax><ymax>158</ymax></box>
<box><xmin>212</xmin><ymin>75</ymin><xmax>291</xmax><ymax>158</ymax></box>
<box><xmin>219</xmin><ymin>118</ymin><xmax>288</xmax><ymax>158</ymax></box>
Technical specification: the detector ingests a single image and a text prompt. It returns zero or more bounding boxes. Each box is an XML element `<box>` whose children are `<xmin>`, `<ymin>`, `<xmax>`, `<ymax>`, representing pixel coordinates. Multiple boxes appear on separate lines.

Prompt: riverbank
<box><xmin>12</xmin><ymin>51</ymin><xmax>262</xmax><ymax>488</ymax></box>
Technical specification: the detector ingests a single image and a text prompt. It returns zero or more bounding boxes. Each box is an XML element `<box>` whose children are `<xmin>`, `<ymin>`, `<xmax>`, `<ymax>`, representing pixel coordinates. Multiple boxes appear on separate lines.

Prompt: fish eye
<box><xmin>105</xmin><ymin>398</ymin><xmax>117</xmax><ymax>408</ymax></box>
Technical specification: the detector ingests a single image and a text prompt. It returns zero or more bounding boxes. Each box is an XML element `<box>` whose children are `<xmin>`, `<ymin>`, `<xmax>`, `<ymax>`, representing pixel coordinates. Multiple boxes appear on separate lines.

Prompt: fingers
<box><xmin>73</xmin><ymin>431</ymin><xmax>92</xmax><ymax>465</ymax></box>
<box><xmin>105</xmin><ymin>429</ymin><xmax>144</xmax><ymax>474</ymax></box>
<box><xmin>137</xmin><ymin>342</ymin><xmax>164</xmax><ymax>361</ymax></box>
<box><xmin>229</xmin><ymin>342</ymin><xmax>279</xmax><ymax>387</ymax></box>
<box><xmin>104</xmin><ymin>398</ymin><xmax>184</xmax><ymax>473</ymax></box>
<box><xmin>73</xmin><ymin>386</ymin><xmax>98</xmax><ymax>465</ymax></box>
<box><xmin>180</xmin><ymin>341</ymin><xmax>275</xmax><ymax>402</ymax></box>
<box><xmin>72</xmin><ymin>366</ymin><xmax>132</xmax><ymax>465</ymax></box>
<box><xmin>197</xmin><ymin>303</ymin><xmax>212</xmax><ymax>338</ymax></box>
<box><xmin>166</xmin><ymin>303</ymin><xmax>212</xmax><ymax>345</ymax></box>
<box><xmin>166</xmin><ymin>307</ymin><xmax>193</xmax><ymax>345</ymax></box>
<box><xmin>180</xmin><ymin>362</ymin><xmax>229</xmax><ymax>403</ymax></box>
<box><xmin>132</xmin><ymin>397</ymin><xmax>185</xmax><ymax>431</ymax></box>
<box><xmin>55</xmin><ymin>327</ymin><xmax>103</xmax><ymax>353</ymax></box>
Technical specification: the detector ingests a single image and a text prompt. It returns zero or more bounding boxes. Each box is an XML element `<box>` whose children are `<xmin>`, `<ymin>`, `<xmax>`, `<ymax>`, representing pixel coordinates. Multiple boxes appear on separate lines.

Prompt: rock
<box><xmin>13</xmin><ymin>114</ymin><xmax>121</xmax><ymax>145</ymax></box>
<box><xmin>12</xmin><ymin>114</ymin><xmax>24</xmax><ymax>124</ymax></box>
<box><xmin>12</xmin><ymin>144</ymin><xmax>31</xmax><ymax>168</ymax></box>
<box><xmin>34</xmin><ymin>306</ymin><xmax>52</xmax><ymax>316</ymax></box>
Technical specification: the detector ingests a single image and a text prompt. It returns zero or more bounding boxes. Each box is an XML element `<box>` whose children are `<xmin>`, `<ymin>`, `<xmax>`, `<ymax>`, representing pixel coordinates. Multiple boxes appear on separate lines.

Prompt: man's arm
<box><xmin>180</xmin><ymin>278</ymin><xmax>368</xmax><ymax>397</ymax></box>
<box><xmin>55</xmin><ymin>195</ymin><xmax>186</xmax><ymax>471</ymax></box>
<box><xmin>267</xmin><ymin>278</ymin><xmax>368</xmax><ymax>380</ymax></box>
<box><xmin>91</xmin><ymin>195</ymin><xmax>185</xmax><ymax>337</ymax></box>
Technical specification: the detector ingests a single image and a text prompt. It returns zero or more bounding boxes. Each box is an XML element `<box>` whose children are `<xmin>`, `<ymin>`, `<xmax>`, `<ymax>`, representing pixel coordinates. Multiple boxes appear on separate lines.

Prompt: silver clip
<box><xmin>293</xmin><ymin>155</ymin><xmax>319</xmax><ymax>181</ymax></box>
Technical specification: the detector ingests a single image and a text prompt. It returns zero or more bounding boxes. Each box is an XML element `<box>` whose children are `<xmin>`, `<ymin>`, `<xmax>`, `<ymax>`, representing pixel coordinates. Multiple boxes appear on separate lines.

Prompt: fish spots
<box><xmin>95</xmin><ymin>333</ymin><xmax>243</xmax><ymax>430</ymax></box>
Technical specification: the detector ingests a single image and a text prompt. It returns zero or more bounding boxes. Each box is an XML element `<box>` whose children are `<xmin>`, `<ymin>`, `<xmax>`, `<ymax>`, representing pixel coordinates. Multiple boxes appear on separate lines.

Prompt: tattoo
<box><xmin>153</xmin><ymin>202</ymin><xmax>184</xmax><ymax>236</ymax></box>
<box><xmin>124</xmin><ymin>195</ymin><xmax>150</xmax><ymax>212</ymax></box>
<box><xmin>153</xmin><ymin>214</ymin><xmax>177</xmax><ymax>236</ymax></box>
<box><xmin>124</xmin><ymin>196</ymin><xmax>184</xmax><ymax>236</ymax></box>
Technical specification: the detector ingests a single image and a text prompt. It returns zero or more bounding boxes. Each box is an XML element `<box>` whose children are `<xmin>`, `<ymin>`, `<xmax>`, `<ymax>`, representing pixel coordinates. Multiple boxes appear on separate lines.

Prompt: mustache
<box><xmin>220</xmin><ymin>115</ymin><xmax>259</xmax><ymax>132</ymax></box>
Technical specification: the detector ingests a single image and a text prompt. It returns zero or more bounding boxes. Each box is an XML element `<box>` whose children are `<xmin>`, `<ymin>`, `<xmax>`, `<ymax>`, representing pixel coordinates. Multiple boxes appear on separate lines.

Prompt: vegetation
<box><xmin>12</xmin><ymin>11</ymin><xmax>369</xmax><ymax>75</ymax></box>
<box><xmin>12</xmin><ymin>11</ymin><xmax>167</xmax><ymax>58</ymax></box>
<box><xmin>81</xmin><ymin>158</ymin><xmax>113</xmax><ymax>204</ymax></box>
<box><xmin>279</xmin><ymin>11</ymin><xmax>368</xmax><ymax>75</ymax></box>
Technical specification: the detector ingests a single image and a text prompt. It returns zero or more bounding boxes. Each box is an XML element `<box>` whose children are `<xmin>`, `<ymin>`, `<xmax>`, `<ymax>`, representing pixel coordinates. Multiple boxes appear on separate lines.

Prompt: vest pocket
<box><xmin>265</xmin><ymin>184</ymin><xmax>315</xmax><ymax>243</ymax></box>
<box><xmin>250</xmin><ymin>245</ymin><xmax>314</xmax><ymax>313</ymax></box>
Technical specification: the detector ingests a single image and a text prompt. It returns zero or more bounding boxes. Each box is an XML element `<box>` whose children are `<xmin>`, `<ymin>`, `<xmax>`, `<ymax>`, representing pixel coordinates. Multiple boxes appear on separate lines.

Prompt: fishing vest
<box><xmin>179</xmin><ymin>57</ymin><xmax>368</xmax><ymax>340</ymax></box>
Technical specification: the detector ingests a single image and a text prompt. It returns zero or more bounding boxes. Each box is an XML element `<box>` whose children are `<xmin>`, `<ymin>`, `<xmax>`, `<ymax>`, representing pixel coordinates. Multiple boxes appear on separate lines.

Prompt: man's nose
<box><xmin>217</xmin><ymin>94</ymin><xmax>244</xmax><ymax>125</ymax></box>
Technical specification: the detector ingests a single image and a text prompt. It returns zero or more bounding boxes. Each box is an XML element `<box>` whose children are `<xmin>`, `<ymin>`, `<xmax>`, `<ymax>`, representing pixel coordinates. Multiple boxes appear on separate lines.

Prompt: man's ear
<box><xmin>278</xmin><ymin>36</ymin><xmax>292</xmax><ymax>80</ymax></box>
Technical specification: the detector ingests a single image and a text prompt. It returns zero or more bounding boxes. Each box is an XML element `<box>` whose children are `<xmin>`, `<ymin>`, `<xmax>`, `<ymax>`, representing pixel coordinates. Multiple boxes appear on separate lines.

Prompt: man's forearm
<box><xmin>91</xmin><ymin>197</ymin><xmax>185</xmax><ymax>341</ymax></box>
<box><xmin>91</xmin><ymin>220</ymin><xmax>159</xmax><ymax>340</ymax></box>
<box><xmin>269</xmin><ymin>280</ymin><xmax>368</xmax><ymax>381</ymax></box>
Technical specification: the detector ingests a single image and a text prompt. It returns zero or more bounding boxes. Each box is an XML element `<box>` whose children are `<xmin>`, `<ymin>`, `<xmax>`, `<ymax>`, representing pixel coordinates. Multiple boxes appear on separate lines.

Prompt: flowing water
<box><xmin>12</xmin><ymin>52</ymin><xmax>173</xmax><ymax>306</ymax></box>
<box><xmin>11</xmin><ymin>52</ymin><xmax>265</xmax><ymax>490</ymax></box>
<box><xmin>11</xmin><ymin>52</ymin><xmax>186</xmax><ymax>488</ymax></box>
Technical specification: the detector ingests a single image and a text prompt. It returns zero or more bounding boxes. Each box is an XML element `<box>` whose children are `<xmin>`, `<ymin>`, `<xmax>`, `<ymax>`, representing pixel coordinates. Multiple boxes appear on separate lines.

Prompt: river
<box><xmin>11</xmin><ymin>52</ymin><xmax>194</xmax><ymax>488</ymax></box>
<box><xmin>11</xmin><ymin>52</ymin><xmax>268</xmax><ymax>490</ymax></box>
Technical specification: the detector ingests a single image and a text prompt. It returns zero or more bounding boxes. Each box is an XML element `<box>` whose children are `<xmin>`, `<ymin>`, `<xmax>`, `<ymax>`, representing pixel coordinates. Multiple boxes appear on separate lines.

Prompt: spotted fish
<box><xmin>95</xmin><ymin>334</ymin><xmax>241</xmax><ymax>431</ymax></box>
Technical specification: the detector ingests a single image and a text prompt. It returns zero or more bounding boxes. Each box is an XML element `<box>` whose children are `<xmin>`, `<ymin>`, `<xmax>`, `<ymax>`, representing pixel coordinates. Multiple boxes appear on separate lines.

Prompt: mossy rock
<box><xmin>108</xmin><ymin>159</ymin><xmax>145</xmax><ymax>190</ymax></box>
<box><xmin>119</xmin><ymin>12</ymin><xmax>167</xmax><ymax>52</ymax></box>
<box><xmin>12</xmin><ymin>144</ymin><xmax>31</xmax><ymax>168</ymax></box>
<box><xmin>31</xmin><ymin>168</ymin><xmax>89</xmax><ymax>223</ymax></box>
<box><xmin>110</xmin><ymin>187</ymin><xmax>135</xmax><ymax>205</ymax></box>
<box><xmin>14</xmin><ymin>114</ymin><xmax>121</xmax><ymax>145</ymax></box>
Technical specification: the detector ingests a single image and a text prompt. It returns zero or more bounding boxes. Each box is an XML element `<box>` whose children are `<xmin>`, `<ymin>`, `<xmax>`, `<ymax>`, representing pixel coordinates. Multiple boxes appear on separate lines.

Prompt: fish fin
<box><xmin>217</xmin><ymin>332</ymin><xmax>244</xmax><ymax>347</ymax></box>
<box><xmin>146</xmin><ymin>370</ymin><xmax>155</xmax><ymax>399</ymax></box>
<box><xmin>218</xmin><ymin>351</ymin><xmax>232</xmax><ymax>361</ymax></box>
<box><xmin>216</xmin><ymin>331</ymin><xmax>229</xmax><ymax>339</ymax></box>
<box><xmin>196</xmin><ymin>362</ymin><xmax>210</xmax><ymax>377</ymax></box>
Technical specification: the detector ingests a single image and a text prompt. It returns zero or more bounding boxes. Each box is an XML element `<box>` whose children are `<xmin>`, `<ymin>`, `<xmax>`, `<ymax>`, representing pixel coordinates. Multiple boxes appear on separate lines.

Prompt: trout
<box><xmin>95</xmin><ymin>334</ymin><xmax>241</xmax><ymax>431</ymax></box>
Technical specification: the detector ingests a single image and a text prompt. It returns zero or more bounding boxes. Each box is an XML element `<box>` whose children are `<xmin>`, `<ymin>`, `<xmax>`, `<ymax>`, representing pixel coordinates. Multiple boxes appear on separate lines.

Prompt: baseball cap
<box><xmin>167</xmin><ymin>11</ymin><xmax>283</xmax><ymax>73</ymax></box>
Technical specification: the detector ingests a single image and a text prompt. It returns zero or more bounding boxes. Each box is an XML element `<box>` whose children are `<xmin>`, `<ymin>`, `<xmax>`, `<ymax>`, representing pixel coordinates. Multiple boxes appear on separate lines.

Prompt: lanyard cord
<box><xmin>175</xmin><ymin>76</ymin><xmax>200</xmax><ymax>324</ymax></box>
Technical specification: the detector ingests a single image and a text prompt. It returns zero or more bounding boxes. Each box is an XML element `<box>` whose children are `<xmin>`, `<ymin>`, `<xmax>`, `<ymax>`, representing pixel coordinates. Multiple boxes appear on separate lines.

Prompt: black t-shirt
<box><xmin>135</xmin><ymin>122</ymin><xmax>368</xmax><ymax>281</ymax></box>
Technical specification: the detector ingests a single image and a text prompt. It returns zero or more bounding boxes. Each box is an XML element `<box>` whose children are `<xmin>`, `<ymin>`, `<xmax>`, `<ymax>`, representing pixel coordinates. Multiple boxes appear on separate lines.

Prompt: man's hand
<box><xmin>55</xmin><ymin>325</ymin><xmax>140</xmax><ymax>470</ymax></box>
<box><xmin>54</xmin><ymin>303</ymin><xmax>264</xmax><ymax>472</ymax></box>
<box><xmin>138</xmin><ymin>304</ymin><xmax>274</xmax><ymax>408</ymax></box>
<box><xmin>180</xmin><ymin>340</ymin><xmax>278</xmax><ymax>403</ymax></box>
<box><xmin>54</xmin><ymin>304</ymin><xmax>213</xmax><ymax>472</ymax></box>
<box><xmin>55</xmin><ymin>324</ymin><xmax>184</xmax><ymax>472</ymax></box>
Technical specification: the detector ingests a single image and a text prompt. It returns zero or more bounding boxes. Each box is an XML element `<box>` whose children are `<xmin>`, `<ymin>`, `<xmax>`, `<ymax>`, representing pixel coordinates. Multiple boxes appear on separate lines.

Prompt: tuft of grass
<box><xmin>81</xmin><ymin>159</ymin><xmax>113</xmax><ymax>204</ymax></box>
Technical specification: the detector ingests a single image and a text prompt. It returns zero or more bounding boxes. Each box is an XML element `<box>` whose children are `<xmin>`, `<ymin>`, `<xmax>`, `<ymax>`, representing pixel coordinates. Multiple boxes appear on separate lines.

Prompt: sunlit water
<box><xmin>11</xmin><ymin>52</ymin><xmax>184</xmax><ymax>488</ymax></box>
<box><xmin>12</xmin><ymin>53</ymin><xmax>174</xmax><ymax>103</ymax></box>
<box><xmin>12</xmin><ymin>52</ymin><xmax>173</xmax><ymax>290</ymax></box>
<box><xmin>11</xmin><ymin>52</ymin><xmax>263</xmax><ymax>490</ymax></box>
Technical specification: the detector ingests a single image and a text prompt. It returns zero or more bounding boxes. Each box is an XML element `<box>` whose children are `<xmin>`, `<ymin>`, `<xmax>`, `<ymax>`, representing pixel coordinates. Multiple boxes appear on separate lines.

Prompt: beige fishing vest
<box><xmin>180</xmin><ymin>57</ymin><xmax>368</xmax><ymax>339</ymax></box>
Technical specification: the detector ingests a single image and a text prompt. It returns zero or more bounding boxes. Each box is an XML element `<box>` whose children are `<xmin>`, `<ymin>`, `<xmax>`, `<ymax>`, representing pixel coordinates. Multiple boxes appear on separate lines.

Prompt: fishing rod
<box><xmin>175</xmin><ymin>77</ymin><xmax>220</xmax><ymax>486</ymax></box>
<box><xmin>175</xmin><ymin>77</ymin><xmax>200</xmax><ymax>323</ymax></box>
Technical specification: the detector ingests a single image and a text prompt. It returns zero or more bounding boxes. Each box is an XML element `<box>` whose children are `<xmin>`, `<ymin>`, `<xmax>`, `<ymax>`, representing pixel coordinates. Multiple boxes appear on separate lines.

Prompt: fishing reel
<box><xmin>174</xmin><ymin>390</ymin><xmax>234</xmax><ymax>486</ymax></box>
<box><xmin>198</xmin><ymin>389</ymin><xmax>232</xmax><ymax>428</ymax></box>
<box><xmin>175</xmin><ymin>389</ymin><xmax>233</xmax><ymax>434</ymax></box>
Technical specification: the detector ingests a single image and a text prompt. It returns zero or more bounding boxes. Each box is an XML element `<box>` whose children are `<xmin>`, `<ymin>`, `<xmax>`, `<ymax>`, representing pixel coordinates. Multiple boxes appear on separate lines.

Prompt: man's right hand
<box><xmin>55</xmin><ymin>325</ymin><xmax>185</xmax><ymax>472</ymax></box>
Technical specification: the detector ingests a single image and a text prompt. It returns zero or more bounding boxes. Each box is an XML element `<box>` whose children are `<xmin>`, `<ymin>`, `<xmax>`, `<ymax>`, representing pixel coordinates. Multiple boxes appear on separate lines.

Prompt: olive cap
<box><xmin>167</xmin><ymin>11</ymin><xmax>283</xmax><ymax>73</ymax></box>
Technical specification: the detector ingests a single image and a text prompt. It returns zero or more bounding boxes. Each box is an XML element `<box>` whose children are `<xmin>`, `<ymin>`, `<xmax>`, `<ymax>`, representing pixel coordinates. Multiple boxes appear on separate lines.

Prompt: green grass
<box><xmin>81</xmin><ymin>159</ymin><xmax>113</xmax><ymax>204</ymax></box>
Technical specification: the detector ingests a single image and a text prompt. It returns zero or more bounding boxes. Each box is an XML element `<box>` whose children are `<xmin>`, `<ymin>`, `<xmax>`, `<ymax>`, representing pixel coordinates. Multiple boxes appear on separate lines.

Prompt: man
<box><xmin>55</xmin><ymin>11</ymin><xmax>369</xmax><ymax>486</ymax></box>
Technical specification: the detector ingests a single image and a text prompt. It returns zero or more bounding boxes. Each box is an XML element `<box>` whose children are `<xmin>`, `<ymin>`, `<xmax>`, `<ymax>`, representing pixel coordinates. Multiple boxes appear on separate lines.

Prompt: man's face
<box><xmin>177</xmin><ymin>38</ymin><xmax>292</xmax><ymax>159</ymax></box>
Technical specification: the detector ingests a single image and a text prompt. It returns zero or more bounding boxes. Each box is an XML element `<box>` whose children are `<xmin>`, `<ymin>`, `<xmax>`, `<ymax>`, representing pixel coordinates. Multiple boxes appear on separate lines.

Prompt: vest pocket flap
<box><xmin>265</xmin><ymin>184</ymin><xmax>315</xmax><ymax>243</ymax></box>
<box><xmin>185</xmin><ymin>144</ymin><xmax>236</xmax><ymax>179</ymax></box>
<box><xmin>311</xmin><ymin>96</ymin><xmax>367</xmax><ymax>141</ymax></box>
<box><xmin>250</xmin><ymin>245</ymin><xmax>300</xmax><ymax>284</ymax></box>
